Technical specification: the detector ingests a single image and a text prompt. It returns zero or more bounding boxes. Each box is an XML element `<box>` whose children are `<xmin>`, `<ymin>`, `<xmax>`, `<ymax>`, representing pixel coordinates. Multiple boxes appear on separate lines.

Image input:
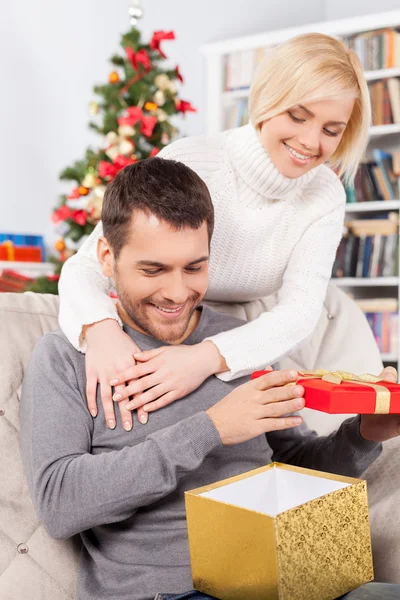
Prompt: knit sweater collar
<box><xmin>227</xmin><ymin>123</ymin><xmax>321</xmax><ymax>200</ymax></box>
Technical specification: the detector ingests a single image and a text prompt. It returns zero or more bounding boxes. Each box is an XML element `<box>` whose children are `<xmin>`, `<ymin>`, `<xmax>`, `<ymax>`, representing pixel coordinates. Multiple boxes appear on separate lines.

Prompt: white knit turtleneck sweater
<box><xmin>58</xmin><ymin>124</ymin><xmax>346</xmax><ymax>380</ymax></box>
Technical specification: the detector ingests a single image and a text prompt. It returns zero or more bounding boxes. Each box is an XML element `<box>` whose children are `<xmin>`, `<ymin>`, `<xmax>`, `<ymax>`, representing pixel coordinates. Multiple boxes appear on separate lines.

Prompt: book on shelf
<box><xmin>355</xmin><ymin>298</ymin><xmax>399</xmax><ymax>354</ymax></box>
<box><xmin>223</xmin><ymin>28</ymin><xmax>400</xmax><ymax>93</ymax></box>
<box><xmin>224</xmin><ymin>45</ymin><xmax>274</xmax><ymax>91</ymax></box>
<box><xmin>225</xmin><ymin>98</ymin><xmax>249</xmax><ymax>129</ymax></box>
<box><xmin>369</xmin><ymin>77</ymin><xmax>400</xmax><ymax>125</ymax></box>
<box><xmin>346</xmin><ymin>150</ymin><xmax>400</xmax><ymax>203</ymax></box>
<box><xmin>343</xmin><ymin>28</ymin><xmax>400</xmax><ymax>70</ymax></box>
<box><xmin>332</xmin><ymin>212</ymin><xmax>399</xmax><ymax>278</ymax></box>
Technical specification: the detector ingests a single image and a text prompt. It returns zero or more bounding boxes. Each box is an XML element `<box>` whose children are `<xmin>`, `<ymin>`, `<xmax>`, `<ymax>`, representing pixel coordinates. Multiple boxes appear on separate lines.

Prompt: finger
<box><xmin>113</xmin><ymin>373</ymin><xmax>162</xmax><ymax>402</ymax></box>
<box><xmin>137</xmin><ymin>406</ymin><xmax>148</xmax><ymax>425</ymax></box>
<box><xmin>100</xmin><ymin>378</ymin><xmax>116</xmax><ymax>429</ymax></box>
<box><xmin>86</xmin><ymin>372</ymin><xmax>99</xmax><ymax>418</ymax></box>
<box><xmin>118</xmin><ymin>399</ymin><xmax>133</xmax><ymax>432</ymax></box>
<box><xmin>113</xmin><ymin>382</ymin><xmax>127</xmax><ymax>402</ymax></box>
<box><xmin>133</xmin><ymin>348</ymin><xmax>164</xmax><ymax>362</ymax></box>
<box><xmin>260</xmin><ymin>396</ymin><xmax>305</xmax><ymax>419</ymax></box>
<box><xmin>380</xmin><ymin>366</ymin><xmax>397</xmax><ymax>383</ymax></box>
<box><xmin>126</xmin><ymin>384</ymin><xmax>169</xmax><ymax>410</ymax></box>
<box><xmin>142</xmin><ymin>391</ymin><xmax>179</xmax><ymax>413</ymax></box>
<box><xmin>259</xmin><ymin>415</ymin><xmax>303</xmax><ymax>433</ymax></box>
<box><xmin>254</xmin><ymin>369</ymin><xmax>298</xmax><ymax>391</ymax></box>
<box><xmin>110</xmin><ymin>362</ymin><xmax>156</xmax><ymax>386</ymax></box>
<box><xmin>262</xmin><ymin>384</ymin><xmax>304</xmax><ymax>406</ymax></box>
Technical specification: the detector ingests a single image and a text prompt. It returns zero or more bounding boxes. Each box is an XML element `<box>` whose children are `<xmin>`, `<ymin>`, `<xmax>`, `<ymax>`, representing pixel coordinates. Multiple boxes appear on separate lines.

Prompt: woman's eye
<box><xmin>324</xmin><ymin>128</ymin><xmax>339</xmax><ymax>137</ymax></box>
<box><xmin>288</xmin><ymin>111</ymin><xmax>305</xmax><ymax>123</ymax></box>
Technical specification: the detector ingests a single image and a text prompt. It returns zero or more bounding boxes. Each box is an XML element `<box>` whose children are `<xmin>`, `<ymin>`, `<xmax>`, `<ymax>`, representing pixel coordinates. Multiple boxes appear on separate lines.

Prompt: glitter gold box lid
<box><xmin>185</xmin><ymin>463</ymin><xmax>373</xmax><ymax>600</ymax></box>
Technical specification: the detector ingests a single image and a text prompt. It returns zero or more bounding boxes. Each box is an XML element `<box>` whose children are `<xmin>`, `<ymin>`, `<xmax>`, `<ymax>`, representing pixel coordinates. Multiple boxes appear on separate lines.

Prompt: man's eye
<box><xmin>142</xmin><ymin>269</ymin><xmax>163</xmax><ymax>275</ymax></box>
<box><xmin>185</xmin><ymin>267</ymin><xmax>202</xmax><ymax>273</ymax></box>
<box><xmin>288</xmin><ymin>111</ymin><xmax>305</xmax><ymax>123</ymax></box>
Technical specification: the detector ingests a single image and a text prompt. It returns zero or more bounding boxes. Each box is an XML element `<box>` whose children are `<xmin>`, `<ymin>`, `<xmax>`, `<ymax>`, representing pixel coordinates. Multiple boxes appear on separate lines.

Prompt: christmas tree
<box><xmin>28</xmin><ymin>22</ymin><xmax>196</xmax><ymax>294</ymax></box>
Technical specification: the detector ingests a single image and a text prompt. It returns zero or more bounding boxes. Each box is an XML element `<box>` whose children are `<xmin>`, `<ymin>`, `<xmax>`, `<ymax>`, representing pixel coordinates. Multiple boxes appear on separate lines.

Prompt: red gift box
<box><xmin>250</xmin><ymin>370</ymin><xmax>400</xmax><ymax>414</ymax></box>
<box><xmin>0</xmin><ymin>244</ymin><xmax>41</xmax><ymax>262</ymax></box>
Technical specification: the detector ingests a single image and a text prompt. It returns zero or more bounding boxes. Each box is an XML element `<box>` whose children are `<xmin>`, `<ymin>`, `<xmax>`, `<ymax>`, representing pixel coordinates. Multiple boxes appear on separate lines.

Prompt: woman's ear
<box><xmin>97</xmin><ymin>236</ymin><xmax>114</xmax><ymax>278</ymax></box>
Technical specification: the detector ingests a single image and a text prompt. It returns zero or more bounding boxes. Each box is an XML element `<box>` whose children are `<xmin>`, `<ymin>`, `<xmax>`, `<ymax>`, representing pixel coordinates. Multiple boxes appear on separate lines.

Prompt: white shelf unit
<box><xmin>0</xmin><ymin>261</ymin><xmax>55</xmax><ymax>278</ymax></box>
<box><xmin>201</xmin><ymin>11</ymin><xmax>400</xmax><ymax>371</ymax></box>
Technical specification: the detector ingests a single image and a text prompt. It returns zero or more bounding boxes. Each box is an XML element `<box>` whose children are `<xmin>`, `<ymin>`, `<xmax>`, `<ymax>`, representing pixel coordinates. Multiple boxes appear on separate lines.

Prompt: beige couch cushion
<box><xmin>0</xmin><ymin>290</ymin><xmax>399</xmax><ymax>600</ymax></box>
<box><xmin>0</xmin><ymin>292</ymin><xmax>80</xmax><ymax>600</ymax></box>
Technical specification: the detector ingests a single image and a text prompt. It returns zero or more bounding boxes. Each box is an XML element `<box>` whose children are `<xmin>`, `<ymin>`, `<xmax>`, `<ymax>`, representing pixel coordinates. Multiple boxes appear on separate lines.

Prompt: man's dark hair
<box><xmin>101</xmin><ymin>157</ymin><xmax>214</xmax><ymax>258</ymax></box>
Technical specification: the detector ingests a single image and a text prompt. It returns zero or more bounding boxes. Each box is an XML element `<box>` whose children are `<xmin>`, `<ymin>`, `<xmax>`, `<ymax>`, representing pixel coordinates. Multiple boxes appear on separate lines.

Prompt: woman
<box><xmin>58</xmin><ymin>32</ymin><xmax>371</xmax><ymax>429</ymax></box>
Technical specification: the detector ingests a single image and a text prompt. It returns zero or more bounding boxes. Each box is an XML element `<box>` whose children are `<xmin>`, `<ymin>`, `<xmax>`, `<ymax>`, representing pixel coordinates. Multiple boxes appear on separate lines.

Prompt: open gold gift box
<box><xmin>185</xmin><ymin>463</ymin><xmax>373</xmax><ymax>600</ymax></box>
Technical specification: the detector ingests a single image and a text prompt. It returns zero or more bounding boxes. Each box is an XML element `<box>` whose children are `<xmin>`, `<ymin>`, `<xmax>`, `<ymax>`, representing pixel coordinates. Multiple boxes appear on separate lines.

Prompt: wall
<box><xmin>0</xmin><ymin>0</ymin><xmax>398</xmax><ymax>237</ymax></box>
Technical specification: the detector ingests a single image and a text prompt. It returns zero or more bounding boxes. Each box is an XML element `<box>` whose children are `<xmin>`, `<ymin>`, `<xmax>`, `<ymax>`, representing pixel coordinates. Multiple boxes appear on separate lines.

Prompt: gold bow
<box><xmin>2</xmin><ymin>241</ymin><xmax>15</xmax><ymax>261</ymax></box>
<box><xmin>297</xmin><ymin>370</ymin><xmax>391</xmax><ymax>415</ymax></box>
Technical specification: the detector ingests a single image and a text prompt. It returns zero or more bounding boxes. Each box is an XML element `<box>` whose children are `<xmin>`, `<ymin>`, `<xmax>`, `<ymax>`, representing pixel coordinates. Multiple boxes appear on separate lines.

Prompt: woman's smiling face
<box><xmin>260</xmin><ymin>96</ymin><xmax>355</xmax><ymax>178</ymax></box>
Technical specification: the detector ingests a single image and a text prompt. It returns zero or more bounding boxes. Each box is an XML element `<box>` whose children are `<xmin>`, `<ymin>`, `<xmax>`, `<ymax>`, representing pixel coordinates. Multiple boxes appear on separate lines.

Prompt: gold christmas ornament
<box><xmin>82</xmin><ymin>173</ymin><xmax>97</xmax><ymax>188</ymax></box>
<box><xmin>105</xmin><ymin>131</ymin><xmax>134</xmax><ymax>160</ymax></box>
<box><xmin>109</xmin><ymin>71</ymin><xmax>120</xmax><ymax>84</ymax></box>
<box><xmin>78</xmin><ymin>185</ymin><xmax>90</xmax><ymax>196</ymax></box>
<box><xmin>156</xmin><ymin>109</ymin><xmax>168</xmax><ymax>122</ymax></box>
<box><xmin>54</xmin><ymin>239</ymin><xmax>66</xmax><ymax>253</ymax></box>
<box><xmin>154</xmin><ymin>90</ymin><xmax>165</xmax><ymax>106</ymax></box>
<box><xmin>145</xmin><ymin>101</ymin><xmax>158</xmax><ymax>111</ymax></box>
<box><xmin>89</xmin><ymin>101</ymin><xmax>100</xmax><ymax>116</ymax></box>
<box><xmin>118</xmin><ymin>124</ymin><xmax>135</xmax><ymax>137</ymax></box>
<box><xmin>155</xmin><ymin>74</ymin><xmax>170</xmax><ymax>90</ymax></box>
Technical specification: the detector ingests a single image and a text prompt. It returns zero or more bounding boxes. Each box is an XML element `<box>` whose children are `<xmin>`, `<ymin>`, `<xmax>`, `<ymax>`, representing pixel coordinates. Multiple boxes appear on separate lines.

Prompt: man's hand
<box><xmin>206</xmin><ymin>369</ymin><xmax>305</xmax><ymax>445</ymax></box>
<box><xmin>360</xmin><ymin>366</ymin><xmax>399</xmax><ymax>442</ymax></box>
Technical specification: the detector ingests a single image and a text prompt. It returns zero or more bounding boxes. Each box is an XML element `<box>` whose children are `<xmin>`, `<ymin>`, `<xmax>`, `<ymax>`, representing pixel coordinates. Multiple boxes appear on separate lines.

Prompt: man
<box><xmin>20</xmin><ymin>158</ymin><xmax>400</xmax><ymax>600</ymax></box>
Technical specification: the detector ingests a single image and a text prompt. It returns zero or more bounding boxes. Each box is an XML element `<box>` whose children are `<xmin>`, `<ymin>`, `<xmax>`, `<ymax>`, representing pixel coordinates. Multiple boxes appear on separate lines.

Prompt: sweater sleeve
<box><xmin>266</xmin><ymin>417</ymin><xmax>381</xmax><ymax>478</ymax></box>
<box><xmin>58</xmin><ymin>221</ymin><xmax>122</xmax><ymax>352</ymax></box>
<box><xmin>19</xmin><ymin>333</ymin><xmax>222</xmax><ymax>540</ymax></box>
<box><xmin>208</xmin><ymin>196</ymin><xmax>346</xmax><ymax>381</ymax></box>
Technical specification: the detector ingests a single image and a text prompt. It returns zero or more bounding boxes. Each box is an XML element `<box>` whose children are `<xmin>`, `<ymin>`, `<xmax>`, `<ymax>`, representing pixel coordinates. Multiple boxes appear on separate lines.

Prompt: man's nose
<box><xmin>161</xmin><ymin>273</ymin><xmax>189</xmax><ymax>305</ymax></box>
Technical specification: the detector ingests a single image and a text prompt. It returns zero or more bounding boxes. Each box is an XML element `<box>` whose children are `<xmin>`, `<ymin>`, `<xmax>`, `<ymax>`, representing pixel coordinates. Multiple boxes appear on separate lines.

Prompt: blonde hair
<box><xmin>249</xmin><ymin>33</ymin><xmax>371</xmax><ymax>184</ymax></box>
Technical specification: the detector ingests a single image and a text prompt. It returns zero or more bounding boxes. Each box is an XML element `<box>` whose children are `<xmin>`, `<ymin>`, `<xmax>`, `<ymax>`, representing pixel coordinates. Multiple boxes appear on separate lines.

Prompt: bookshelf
<box><xmin>201</xmin><ymin>11</ymin><xmax>400</xmax><ymax>372</ymax></box>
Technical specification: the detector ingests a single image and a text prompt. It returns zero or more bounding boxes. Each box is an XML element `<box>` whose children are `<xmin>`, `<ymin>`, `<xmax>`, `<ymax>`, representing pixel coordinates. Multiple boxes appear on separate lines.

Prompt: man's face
<box><xmin>99</xmin><ymin>211</ymin><xmax>210</xmax><ymax>344</ymax></box>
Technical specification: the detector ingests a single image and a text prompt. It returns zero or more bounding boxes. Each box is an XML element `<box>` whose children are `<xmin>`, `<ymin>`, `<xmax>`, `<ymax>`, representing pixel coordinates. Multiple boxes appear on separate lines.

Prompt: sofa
<box><xmin>1</xmin><ymin>289</ymin><xmax>399</xmax><ymax>600</ymax></box>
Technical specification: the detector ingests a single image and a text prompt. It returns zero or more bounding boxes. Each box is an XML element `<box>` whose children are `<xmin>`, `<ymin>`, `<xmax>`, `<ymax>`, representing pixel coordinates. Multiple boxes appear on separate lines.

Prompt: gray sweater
<box><xmin>19</xmin><ymin>306</ymin><xmax>381</xmax><ymax>600</ymax></box>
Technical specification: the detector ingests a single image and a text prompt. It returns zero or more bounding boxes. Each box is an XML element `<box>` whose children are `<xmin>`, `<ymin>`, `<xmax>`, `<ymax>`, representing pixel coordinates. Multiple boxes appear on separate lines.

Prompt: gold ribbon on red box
<box><xmin>298</xmin><ymin>370</ymin><xmax>391</xmax><ymax>415</ymax></box>
<box><xmin>1</xmin><ymin>241</ymin><xmax>15</xmax><ymax>261</ymax></box>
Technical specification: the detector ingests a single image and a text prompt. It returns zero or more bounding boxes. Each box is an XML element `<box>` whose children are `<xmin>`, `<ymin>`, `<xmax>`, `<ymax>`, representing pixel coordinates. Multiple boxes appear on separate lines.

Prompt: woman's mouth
<box><xmin>283</xmin><ymin>142</ymin><xmax>318</xmax><ymax>164</ymax></box>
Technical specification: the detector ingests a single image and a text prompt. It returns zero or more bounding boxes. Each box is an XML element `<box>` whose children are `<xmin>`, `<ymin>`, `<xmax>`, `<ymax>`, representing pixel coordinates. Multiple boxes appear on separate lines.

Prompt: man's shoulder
<box><xmin>198</xmin><ymin>305</ymin><xmax>245</xmax><ymax>339</ymax></box>
<box><xmin>32</xmin><ymin>328</ymin><xmax>80</xmax><ymax>365</ymax></box>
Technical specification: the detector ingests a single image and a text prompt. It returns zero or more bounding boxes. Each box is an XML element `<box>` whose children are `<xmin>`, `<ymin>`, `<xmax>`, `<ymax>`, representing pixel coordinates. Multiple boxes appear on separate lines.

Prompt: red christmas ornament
<box><xmin>150</xmin><ymin>147</ymin><xmax>160</xmax><ymax>157</ymax></box>
<box><xmin>99</xmin><ymin>155</ymin><xmax>136</xmax><ymax>181</ymax></box>
<box><xmin>68</xmin><ymin>187</ymin><xmax>81</xmax><ymax>200</ymax></box>
<box><xmin>71</xmin><ymin>210</ymin><xmax>88</xmax><ymax>227</ymax></box>
<box><xmin>52</xmin><ymin>205</ymin><xmax>73</xmax><ymax>223</ymax></box>
<box><xmin>125</xmin><ymin>47</ymin><xmax>151</xmax><ymax>71</ymax></box>
<box><xmin>150</xmin><ymin>30</ymin><xmax>175</xmax><ymax>58</ymax></box>
<box><xmin>141</xmin><ymin>116</ymin><xmax>157</xmax><ymax>137</ymax></box>
<box><xmin>176</xmin><ymin>100</ymin><xmax>197</xmax><ymax>114</ymax></box>
<box><xmin>175</xmin><ymin>65</ymin><xmax>184</xmax><ymax>83</ymax></box>
<box><xmin>118</xmin><ymin>106</ymin><xmax>144</xmax><ymax>127</ymax></box>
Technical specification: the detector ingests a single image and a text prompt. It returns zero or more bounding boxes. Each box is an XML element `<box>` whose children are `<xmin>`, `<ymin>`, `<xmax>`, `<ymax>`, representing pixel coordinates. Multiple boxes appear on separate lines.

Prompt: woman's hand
<box><xmin>84</xmin><ymin>319</ymin><xmax>147</xmax><ymax>431</ymax></box>
<box><xmin>111</xmin><ymin>341</ymin><xmax>228</xmax><ymax>413</ymax></box>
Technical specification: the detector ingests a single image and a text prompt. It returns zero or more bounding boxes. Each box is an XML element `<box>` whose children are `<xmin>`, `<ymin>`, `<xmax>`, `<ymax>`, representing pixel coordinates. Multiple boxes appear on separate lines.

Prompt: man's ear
<box><xmin>97</xmin><ymin>236</ymin><xmax>115</xmax><ymax>278</ymax></box>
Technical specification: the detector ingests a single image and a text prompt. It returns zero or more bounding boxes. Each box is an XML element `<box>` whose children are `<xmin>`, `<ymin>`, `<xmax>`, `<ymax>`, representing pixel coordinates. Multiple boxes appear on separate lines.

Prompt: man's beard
<box><xmin>116</xmin><ymin>282</ymin><xmax>201</xmax><ymax>343</ymax></box>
